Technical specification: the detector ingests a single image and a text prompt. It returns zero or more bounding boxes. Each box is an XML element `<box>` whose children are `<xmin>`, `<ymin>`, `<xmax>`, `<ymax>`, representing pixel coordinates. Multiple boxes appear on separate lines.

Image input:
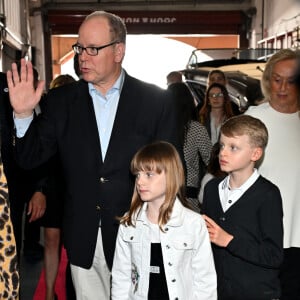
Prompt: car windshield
<box><xmin>180</xmin><ymin>48</ymin><xmax>281</xmax><ymax>112</ymax></box>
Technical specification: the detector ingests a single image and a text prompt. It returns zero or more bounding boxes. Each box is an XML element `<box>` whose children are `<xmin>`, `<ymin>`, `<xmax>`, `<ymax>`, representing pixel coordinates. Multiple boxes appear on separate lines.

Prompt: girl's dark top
<box><xmin>148</xmin><ymin>243</ymin><xmax>169</xmax><ymax>300</ymax></box>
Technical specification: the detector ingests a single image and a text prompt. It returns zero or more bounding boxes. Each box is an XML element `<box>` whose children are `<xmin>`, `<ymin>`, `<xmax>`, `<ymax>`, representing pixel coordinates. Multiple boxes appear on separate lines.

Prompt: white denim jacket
<box><xmin>111</xmin><ymin>198</ymin><xmax>217</xmax><ymax>300</ymax></box>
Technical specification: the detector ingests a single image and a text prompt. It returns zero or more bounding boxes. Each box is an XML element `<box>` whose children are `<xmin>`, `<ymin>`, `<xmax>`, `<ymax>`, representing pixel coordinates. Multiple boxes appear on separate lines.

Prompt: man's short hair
<box><xmin>166</xmin><ymin>71</ymin><xmax>182</xmax><ymax>85</ymax></box>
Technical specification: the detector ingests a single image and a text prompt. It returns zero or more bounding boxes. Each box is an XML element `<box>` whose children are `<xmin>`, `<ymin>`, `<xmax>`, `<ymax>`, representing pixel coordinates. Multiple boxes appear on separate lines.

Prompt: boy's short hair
<box><xmin>221</xmin><ymin>115</ymin><xmax>268</xmax><ymax>149</ymax></box>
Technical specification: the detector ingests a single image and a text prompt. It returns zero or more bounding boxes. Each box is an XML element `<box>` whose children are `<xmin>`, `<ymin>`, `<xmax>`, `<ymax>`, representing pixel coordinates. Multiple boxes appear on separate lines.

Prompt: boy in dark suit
<box><xmin>202</xmin><ymin>115</ymin><xmax>283</xmax><ymax>300</ymax></box>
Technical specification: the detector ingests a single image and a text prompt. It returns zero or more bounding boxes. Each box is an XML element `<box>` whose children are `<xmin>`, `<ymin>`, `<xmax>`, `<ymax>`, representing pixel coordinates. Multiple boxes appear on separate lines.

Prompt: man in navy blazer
<box><xmin>7</xmin><ymin>11</ymin><xmax>180</xmax><ymax>299</ymax></box>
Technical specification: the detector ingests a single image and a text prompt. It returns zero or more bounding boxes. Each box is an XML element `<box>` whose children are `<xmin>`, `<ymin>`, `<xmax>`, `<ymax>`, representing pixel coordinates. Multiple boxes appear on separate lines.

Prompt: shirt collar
<box><xmin>137</xmin><ymin>198</ymin><xmax>184</xmax><ymax>227</ymax></box>
<box><xmin>88</xmin><ymin>68</ymin><xmax>125</xmax><ymax>96</ymax></box>
<box><xmin>221</xmin><ymin>168</ymin><xmax>260</xmax><ymax>192</ymax></box>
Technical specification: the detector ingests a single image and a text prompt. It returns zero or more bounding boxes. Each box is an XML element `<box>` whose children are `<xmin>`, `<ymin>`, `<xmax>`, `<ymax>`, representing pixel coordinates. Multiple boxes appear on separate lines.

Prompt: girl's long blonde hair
<box><xmin>119</xmin><ymin>141</ymin><xmax>189</xmax><ymax>230</ymax></box>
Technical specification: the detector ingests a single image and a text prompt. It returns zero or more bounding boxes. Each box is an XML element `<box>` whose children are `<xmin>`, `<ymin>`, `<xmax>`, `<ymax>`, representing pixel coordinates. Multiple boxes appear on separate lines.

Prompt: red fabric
<box><xmin>33</xmin><ymin>247</ymin><xmax>68</xmax><ymax>300</ymax></box>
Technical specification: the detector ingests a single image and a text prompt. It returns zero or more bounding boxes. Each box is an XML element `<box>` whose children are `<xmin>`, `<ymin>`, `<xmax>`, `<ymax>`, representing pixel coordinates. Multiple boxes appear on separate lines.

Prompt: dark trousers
<box><xmin>280</xmin><ymin>247</ymin><xmax>300</xmax><ymax>300</ymax></box>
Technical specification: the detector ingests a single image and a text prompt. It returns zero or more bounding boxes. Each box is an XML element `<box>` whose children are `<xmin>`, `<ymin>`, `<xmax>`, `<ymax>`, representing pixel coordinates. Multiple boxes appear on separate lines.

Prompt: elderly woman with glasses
<box><xmin>199</xmin><ymin>83</ymin><xmax>234</xmax><ymax>145</ymax></box>
<box><xmin>245</xmin><ymin>48</ymin><xmax>300</xmax><ymax>299</ymax></box>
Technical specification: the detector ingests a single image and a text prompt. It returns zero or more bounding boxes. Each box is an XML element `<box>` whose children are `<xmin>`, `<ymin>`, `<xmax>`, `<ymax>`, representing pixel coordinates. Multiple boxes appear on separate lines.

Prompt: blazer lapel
<box><xmin>76</xmin><ymin>81</ymin><xmax>104</xmax><ymax>164</ymax></box>
<box><xmin>103</xmin><ymin>74</ymin><xmax>133</xmax><ymax>164</ymax></box>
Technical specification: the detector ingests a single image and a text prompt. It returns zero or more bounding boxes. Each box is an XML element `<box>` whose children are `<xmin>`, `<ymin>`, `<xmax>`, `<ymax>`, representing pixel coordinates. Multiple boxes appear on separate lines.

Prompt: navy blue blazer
<box><xmin>14</xmin><ymin>72</ymin><xmax>180</xmax><ymax>269</ymax></box>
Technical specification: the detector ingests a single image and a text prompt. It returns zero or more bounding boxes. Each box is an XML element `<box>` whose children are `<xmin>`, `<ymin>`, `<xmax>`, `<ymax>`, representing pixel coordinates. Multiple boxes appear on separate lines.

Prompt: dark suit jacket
<box><xmin>15</xmin><ymin>73</ymin><xmax>180</xmax><ymax>269</ymax></box>
<box><xmin>0</xmin><ymin>72</ymin><xmax>47</xmax><ymax>200</ymax></box>
<box><xmin>202</xmin><ymin>176</ymin><xmax>283</xmax><ymax>300</ymax></box>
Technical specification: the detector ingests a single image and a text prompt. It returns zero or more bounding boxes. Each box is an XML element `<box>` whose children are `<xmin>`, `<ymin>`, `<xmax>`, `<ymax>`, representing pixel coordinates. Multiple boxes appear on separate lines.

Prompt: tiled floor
<box><xmin>20</xmin><ymin>253</ymin><xmax>43</xmax><ymax>299</ymax></box>
<box><xmin>19</xmin><ymin>241</ymin><xmax>73</xmax><ymax>300</ymax></box>
<box><xmin>19</xmin><ymin>219</ymin><xmax>44</xmax><ymax>299</ymax></box>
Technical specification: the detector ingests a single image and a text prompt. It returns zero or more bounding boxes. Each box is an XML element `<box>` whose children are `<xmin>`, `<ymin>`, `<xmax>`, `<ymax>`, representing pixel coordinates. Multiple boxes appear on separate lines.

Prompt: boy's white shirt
<box><xmin>219</xmin><ymin>169</ymin><xmax>260</xmax><ymax>212</ymax></box>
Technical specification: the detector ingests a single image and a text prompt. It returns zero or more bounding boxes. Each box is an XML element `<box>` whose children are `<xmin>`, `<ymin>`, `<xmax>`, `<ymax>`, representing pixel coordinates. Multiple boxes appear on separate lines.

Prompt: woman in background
<box><xmin>199</xmin><ymin>83</ymin><xmax>234</xmax><ymax>145</ymax></box>
<box><xmin>42</xmin><ymin>74</ymin><xmax>76</xmax><ymax>300</ymax></box>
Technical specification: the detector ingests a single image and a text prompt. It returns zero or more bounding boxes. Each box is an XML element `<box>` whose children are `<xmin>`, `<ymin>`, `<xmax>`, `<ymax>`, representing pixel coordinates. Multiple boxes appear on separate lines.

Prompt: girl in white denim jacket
<box><xmin>112</xmin><ymin>141</ymin><xmax>217</xmax><ymax>300</ymax></box>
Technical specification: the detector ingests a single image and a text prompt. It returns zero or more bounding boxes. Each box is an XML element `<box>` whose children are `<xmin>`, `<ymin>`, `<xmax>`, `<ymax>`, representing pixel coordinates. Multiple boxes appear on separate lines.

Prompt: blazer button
<box><xmin>96</xmin><ymin>205</ymin><xmax>101</xmax><ymax>211</ymax></box>
<box><xmin>100</xmin><ymin>177</ymin><xmax>108</xmax><ymax>183</ymax></box>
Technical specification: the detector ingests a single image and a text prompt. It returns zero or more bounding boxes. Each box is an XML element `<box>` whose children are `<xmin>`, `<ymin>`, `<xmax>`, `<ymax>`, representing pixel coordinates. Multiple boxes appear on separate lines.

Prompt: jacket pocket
<box><xmin>122</xmin><ymin>230</ymin><xmax>141</xmax><ymax>243</ymax></box>
<box><xmin>171</xmin><ymin>235</ymin><xmax>195</xmax><ymax>250</ymax></box>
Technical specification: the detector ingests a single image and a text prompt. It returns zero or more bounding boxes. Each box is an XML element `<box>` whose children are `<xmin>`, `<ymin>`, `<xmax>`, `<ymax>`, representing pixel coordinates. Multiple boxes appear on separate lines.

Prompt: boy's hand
<box><xmin>202</xmin><ymin>214</ymin><xmax>234</xmax><ymax>247</ymax></box>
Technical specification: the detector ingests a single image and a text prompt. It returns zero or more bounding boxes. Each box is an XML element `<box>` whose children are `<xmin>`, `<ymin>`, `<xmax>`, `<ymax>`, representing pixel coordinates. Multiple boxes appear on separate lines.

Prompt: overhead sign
<box><xmin>46</xmin><ymin>10</ymin><xmax>248</xmax><ymax>47</ymax></box>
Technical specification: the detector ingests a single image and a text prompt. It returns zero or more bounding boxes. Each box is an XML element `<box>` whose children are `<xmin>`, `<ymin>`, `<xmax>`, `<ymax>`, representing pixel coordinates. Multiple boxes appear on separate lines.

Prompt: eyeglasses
<box><xmin>72</xmin><ymin>41</ymin><xmax>120</xmax><ymax>56</ymax></box>
<box><xmin>208</xmin><ymin>92</ymin><xmax>224</xmax><ymax>99</ymax></box>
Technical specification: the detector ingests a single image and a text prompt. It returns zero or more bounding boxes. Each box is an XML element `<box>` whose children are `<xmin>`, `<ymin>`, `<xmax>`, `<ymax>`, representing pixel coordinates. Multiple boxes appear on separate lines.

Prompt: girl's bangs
<box><xmin>132</xmin><ymin>158</ymin><xmax>164</xmax><ymax>174</ymax></box>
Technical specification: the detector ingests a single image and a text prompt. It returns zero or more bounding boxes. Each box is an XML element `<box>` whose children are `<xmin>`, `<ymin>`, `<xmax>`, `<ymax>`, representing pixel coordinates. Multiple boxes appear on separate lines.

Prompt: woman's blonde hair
<box><xmin>119</xmin><ymin>141</ymin><xmax>188</xmax><ymax>230</ymax></box>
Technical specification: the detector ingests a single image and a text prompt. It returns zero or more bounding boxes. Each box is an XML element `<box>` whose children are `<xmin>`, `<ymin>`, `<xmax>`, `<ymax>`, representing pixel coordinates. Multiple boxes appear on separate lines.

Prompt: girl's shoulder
<box><xmin>118</xmin><ymin>218</ymin><xmax>144</xmax><ymax>239</ymax></box>
<box><xmin>181</xmin><ymin>205</ymin><xmax>204</xmax><ymax>224</ymax></box>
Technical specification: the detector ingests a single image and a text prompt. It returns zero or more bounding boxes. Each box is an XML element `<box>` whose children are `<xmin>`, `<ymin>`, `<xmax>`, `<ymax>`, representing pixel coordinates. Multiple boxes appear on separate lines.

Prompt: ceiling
<box><xmin>29</xmin><ymin>0</ymin><xmax>255</xmax><ymax>40</ymax></box>
<box><xmin>28</xmin><ymin>0</ymin><xmax>256</xmax><ymax>84</ymax></box>
<box><xmin>29</xmin><ymin>0</ymin><xmax>253</xmax><ymax>12</ymax></box>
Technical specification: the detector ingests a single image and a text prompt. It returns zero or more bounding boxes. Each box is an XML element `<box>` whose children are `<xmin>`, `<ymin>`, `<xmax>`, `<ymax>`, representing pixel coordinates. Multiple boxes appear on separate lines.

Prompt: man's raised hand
<box><xmin>6</xmin><ymin>58</ymin><xmax>45</xmax><ymax>118</ymax></box>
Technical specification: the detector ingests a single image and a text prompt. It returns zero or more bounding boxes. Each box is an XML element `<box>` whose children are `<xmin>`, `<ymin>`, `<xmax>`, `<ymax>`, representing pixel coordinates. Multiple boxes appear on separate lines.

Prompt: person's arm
<box><xmin>197</xmin><ymin>124</ymin><xmax>213</xmax><ymax>166</ymax></box>
<box><xmin>111</xmin><ymin>224</ymin><xmax>132</xmax><ymax>299</ymax></box>
<box><xmin>201</xmin><ymin>179</ymin><xmax>234</xmax><ymax>247</ymax></box>
<box><xmin>7</xmin><ymin>60</ymin><xmax>58</xmax><ymax>171</ymax></box>
<box><xmin>14</xmin><ymin>114</ymin><xmax>33</xmax><ymax>137</ymax></box>
<box><xmin>27</xmin><ymin>191</ymin><xmax>46</xmax><ymax>222</ymax></box>
<box><xmin>26</xmin><ymin>173</ymin><xmax>48</xmax><ymax>222</ymax></box>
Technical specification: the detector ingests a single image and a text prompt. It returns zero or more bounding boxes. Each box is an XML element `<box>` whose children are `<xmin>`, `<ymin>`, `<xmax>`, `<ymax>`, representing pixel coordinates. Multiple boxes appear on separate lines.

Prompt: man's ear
<box><xmin>252</xmin><ymin>147</ymin><xmax>263</xmax><ymax>162</ymax></box>
<box><xmin>114</xmin><ymin>43</ymin><xmax>125</xmax><ymax>63</ymax></box>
